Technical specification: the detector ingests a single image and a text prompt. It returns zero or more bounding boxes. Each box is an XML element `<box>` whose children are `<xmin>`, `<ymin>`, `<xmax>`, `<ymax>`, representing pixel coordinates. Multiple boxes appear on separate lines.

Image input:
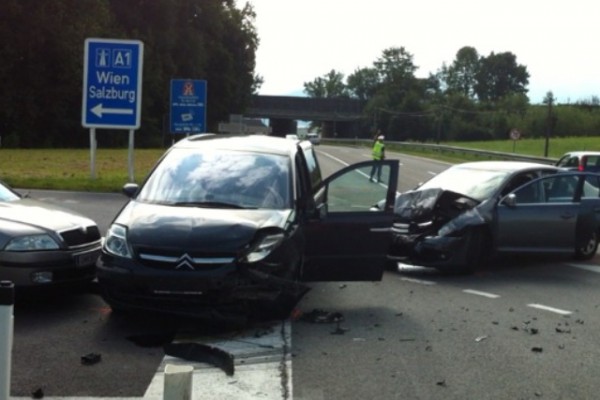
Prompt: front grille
<box><xmin>135</xmin><ymin>247</ymin><xmax>236</xmax><ymax>271</ymax></box>
<box><xmin>60</xmin><ymin>226</ymin><xmax>101</xmax><ymax>247</ymax></box>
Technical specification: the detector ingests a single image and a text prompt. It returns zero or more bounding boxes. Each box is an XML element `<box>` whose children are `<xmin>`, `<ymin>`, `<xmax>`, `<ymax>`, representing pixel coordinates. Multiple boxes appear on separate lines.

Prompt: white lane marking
<box><xmin>463</xmin><ymin>289</ymin><xmax>500</xmax><ymax>299</ymax></box>
<box><xmin>317</xmin><ymin>150</ymin><xmax>350</xmax><ymax>167</ymax></box>
<box><xmin>568</xmin><ymin>263</ymin><xmax>600</xmax><ymax>274</ymax></box>
<box><xmin>400</xmin><ymin>277</ymin><xmax>436</xmax><ymax>286</ymax></box>
<box><xmin>527</xmin><ymin>304</ymin><xmax>573</xmax><ymax>315</ymax></box>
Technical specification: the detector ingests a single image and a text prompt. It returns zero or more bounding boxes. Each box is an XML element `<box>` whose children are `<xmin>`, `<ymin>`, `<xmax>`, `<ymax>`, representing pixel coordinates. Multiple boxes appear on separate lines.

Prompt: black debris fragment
<box><xmin>531</xmin><ymin>347</ymin><xmax>543</xmax><ymax>353</ymax></box>
<box><xmin>81</xmin><ymin>353</ymin><xmax>102</xmax><ymax>365</ymax></box>
<box><xmin>164</xmin><ymin>342</ymin><xmax>235</xmax><ymax>376</ymax></box>
<box><xmin>436</xmin><ymin>380</ymin><xmax>447</xmax><ymax>387</ymax></box>
<box><xmin>555</xmin><ymin>327</ymin><xmax>571</xmax><ymax>334</ymax></box>
<box><xmin>299</xmin><ymin>309</ymin><xmax>344</xmax><ymax>324</ymax></box>
<box><xmin>32</xmin><ymin>388</ymin><xmax>44</xmax><ymax>399</ymax></box>
<box><xmin>527</xmin><ymin>328</ymin><xmax>539</xmax><ymax>335</ymax></box>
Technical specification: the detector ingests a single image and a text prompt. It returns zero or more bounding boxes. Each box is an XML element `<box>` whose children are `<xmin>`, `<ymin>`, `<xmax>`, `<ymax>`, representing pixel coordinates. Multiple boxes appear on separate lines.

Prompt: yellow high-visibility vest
<box><xmin>372</xmin><ymin>141</ymin><xmax>384</xmax><ymax>160</ymax></box>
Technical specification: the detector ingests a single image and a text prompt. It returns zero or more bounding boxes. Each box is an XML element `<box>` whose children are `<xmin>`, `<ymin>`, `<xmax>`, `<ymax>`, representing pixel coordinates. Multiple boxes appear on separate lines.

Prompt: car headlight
<box><xmin>104</xmin><ymin>224</ymin><xmax>132</xmax><ymax>258</ymax></box>
<box><xmin>242</xmin><ymin>232</ymin><xmax>285</xmax><ymax>263</ymax></box>
<box><xmin>4</xmin><ymin>234</ymin><xmax>60</xmax><ymax>251</ymax></box>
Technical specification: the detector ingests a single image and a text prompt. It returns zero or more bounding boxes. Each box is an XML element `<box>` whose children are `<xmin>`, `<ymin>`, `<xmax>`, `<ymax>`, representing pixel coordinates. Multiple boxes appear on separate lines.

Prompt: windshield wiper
<box><xmin>171</xmin><ymin>201</ymin><xmax>252</xmax><ymax>209</ymax></box>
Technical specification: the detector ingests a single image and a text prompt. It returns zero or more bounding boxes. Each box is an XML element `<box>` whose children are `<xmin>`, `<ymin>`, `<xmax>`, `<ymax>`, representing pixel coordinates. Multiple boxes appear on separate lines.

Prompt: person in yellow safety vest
<box><xmin>369</xmin><ymin>135</ymin><xmax>385</xmax><ymax>182</ymax></box>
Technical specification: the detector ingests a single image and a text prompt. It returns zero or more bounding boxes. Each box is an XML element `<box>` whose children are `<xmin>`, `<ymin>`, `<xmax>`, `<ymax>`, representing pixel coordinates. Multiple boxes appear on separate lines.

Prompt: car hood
<box><xmin>394</xmin><ymin>188</ymin><xmax>480</xmax><ymax>222</ymax></box>
<box><xmin>115</xmin><ymin>201</ymin><xmax>293</xmax><ymax>252</ymax></box>
<box><xmin>0</xmin><ymin>198</ymin><xmax>96</xmax><ymax>236</ymax></box>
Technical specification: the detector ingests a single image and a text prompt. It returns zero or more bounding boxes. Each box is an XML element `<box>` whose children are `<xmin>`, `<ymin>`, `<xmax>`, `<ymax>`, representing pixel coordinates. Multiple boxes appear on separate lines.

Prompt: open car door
<box><xmin>302</xmin><ymin>159</ymin><xmax>399</xmax><ymax>282</ymax></box>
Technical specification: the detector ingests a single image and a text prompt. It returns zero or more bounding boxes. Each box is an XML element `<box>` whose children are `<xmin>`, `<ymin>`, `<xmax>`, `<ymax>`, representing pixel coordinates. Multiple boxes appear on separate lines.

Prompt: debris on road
<box><xmin>81</xmin><ymin>353</ymin><xmax>102</xmax><ymax>365</ymax></box>
<box><xmin>531</xmin><ymin>347</ymin><xmax>543</xmax><ymax>353</ymax></box>
<box><xmin>298</xmin><ymin>309</ymin><xmax>344</xmax><ymax>324</ymax></box>
<box><xmin>31</xmin><ymin>388</ymin><xmax>44</xmax><ymax>399</ymax></box>
<box><xmin>475</xmin><ymin>335</ymin><xmax>488</xmax><ymax>342</ymax></box>
<box><xmin>164</xmin><ymin>342</ymin><xmax>235</xmax><ymax>376</ymax></box>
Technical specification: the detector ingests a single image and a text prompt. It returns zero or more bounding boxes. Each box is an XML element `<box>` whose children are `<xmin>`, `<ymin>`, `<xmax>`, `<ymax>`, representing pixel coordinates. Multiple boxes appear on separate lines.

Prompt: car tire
<box><xmin>385</xmin><ymin>258</ymin><xmax>399</xmax><ymax>271</ymax></box>
<box><xmin>575</xmin><ymin>231</ymin><xmax>599</xmax><ymax>260</ymax></box>
<box><xmin>443</xmin><ymin>227</ymin><xmax>490</xmax><ymax>275</ymax></box>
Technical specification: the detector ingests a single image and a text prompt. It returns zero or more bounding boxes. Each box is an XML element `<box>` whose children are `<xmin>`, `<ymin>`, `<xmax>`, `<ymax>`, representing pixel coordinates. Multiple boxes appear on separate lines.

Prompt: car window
<box><xmin>514</xmin><ymin>174</ymin><xmax>578</xmax><ymax>204</ymax></box>
<box><xmin>582</xmin><ymin>175</ymin><xmax>600</xmax><ymax>198</ymax></box>
<box><xmin>584</xmin><ymin>156</ymin><xmax>600</xmax><ymax>168</ymax></box>
<box><xmin>557</xmin><ymin>156</ymin><xmax>579</xmax><ymax>168</ymax></box>
<box><xmin>302</xmin><ymin>147</ymin><xmax>323</xmax><ymax>191</ymax></box>
<box><xmin>327</xmin><ymin>165</ymin><xmax>391</xmax><ymax>212</ymax></box>
<box><xmin>138</xmin><ymin>148</ymin><xmax>292</xmax><ymax>209</ymax></box>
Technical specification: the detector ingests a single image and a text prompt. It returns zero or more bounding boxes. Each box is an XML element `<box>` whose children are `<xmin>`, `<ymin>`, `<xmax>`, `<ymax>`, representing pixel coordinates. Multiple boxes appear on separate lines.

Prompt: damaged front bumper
<box><xmin>97</xmin><ymin>260</ymin><xmax>309</xmax><ymax>320</ymax></box>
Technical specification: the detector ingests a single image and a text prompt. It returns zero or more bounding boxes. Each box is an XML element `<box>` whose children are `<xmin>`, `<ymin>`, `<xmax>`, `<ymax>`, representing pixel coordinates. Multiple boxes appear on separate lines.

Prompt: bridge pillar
<box><xmin>269</xmin><ymin>119</ymin><xmax>297</xmax><ymax>136</ymax></box>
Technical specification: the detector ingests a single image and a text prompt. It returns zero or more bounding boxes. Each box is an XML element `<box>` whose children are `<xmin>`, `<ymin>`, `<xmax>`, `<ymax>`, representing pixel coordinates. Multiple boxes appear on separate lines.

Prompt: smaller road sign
<box><xmin>170</xmin><ymin>79</ymin><xmax>207</xmax><ymax>134</ymax></box>
<box><xmin>82</xmin><ymin>38</ymin><xmax>144</xmax><ymax>129</ymax></box>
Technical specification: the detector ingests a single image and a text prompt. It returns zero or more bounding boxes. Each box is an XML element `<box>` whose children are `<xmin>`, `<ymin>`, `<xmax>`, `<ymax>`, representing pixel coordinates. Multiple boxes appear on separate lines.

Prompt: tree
<box><xmin>303</xmin><ymin>69</ymin><xmax>348</xmax><ymax>98</ymax></box>
<box><xmin>346</xmin><ymin>67</ymin><xmax>380</xmax><ymax>101</ymax></box>
<box><xmin>475</xmin><ymin>52</ymin><xmax>529</xmax><ymax>102</ymax></box>
<box><xmin>444</xmin><ymin>46</ymin><xmax>480</xmax><ymax>99</ymax></box>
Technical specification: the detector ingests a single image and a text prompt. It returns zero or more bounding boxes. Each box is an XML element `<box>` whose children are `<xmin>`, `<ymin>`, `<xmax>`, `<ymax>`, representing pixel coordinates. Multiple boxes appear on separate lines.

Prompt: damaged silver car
<box><xmin>385</xmin><ymin>161</ymin><xmax>600</xmax><ymax>273</ymax></box>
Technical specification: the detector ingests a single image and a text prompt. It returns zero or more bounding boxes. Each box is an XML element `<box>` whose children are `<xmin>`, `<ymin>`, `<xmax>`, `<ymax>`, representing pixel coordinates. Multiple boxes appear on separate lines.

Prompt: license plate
<box><xmin>74</xmin><ymin>250</ymin><xmax>101</xmax><ymax>267</ymax></box>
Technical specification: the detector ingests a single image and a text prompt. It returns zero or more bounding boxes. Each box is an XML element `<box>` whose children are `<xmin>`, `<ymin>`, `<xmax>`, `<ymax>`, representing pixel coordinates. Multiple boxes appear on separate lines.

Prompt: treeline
<box><xmin>0</xmin><ymin>0</ymin><xmax>260</xmax><ymax>148</ymax></box>
<box><xmin>304</xmin><ymin>47</ymin><xmax>600</xmax><ymax>142</ymax></box>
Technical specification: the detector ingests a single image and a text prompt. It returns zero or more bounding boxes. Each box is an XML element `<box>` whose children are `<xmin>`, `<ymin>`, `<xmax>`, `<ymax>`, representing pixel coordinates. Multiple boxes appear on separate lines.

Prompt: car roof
<box><xmin>561</xmin><ymin>151</ymin><xmax>600</xmax><ymax>157</ymax></box>
<box><xmin>171</xmin><ymin>133</ymin><xmax>311</xmax><ymax>157</ymax></box>
<box><xmin>451</xmin><ymin>160</ymin><xmax>558</xmax><ymax>172</ymax></box>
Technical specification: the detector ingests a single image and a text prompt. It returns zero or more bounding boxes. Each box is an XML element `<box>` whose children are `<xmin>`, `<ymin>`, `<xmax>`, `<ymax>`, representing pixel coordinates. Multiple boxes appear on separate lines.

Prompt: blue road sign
<box><xmin>82</xmin><ymin>38</ymin><xmax>144</xmax><ymax>129</ymax></box>
<box><xmin>170</xmin><ymin>79</ymin><xmax>207</xmax><ymax>134</ymax></box>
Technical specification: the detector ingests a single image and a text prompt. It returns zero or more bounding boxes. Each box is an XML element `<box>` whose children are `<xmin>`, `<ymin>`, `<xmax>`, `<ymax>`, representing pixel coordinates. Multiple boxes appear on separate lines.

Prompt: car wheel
<box><xmin>575</xmin><ymin>231</ymin><xmax>599</xmax><ymax>260</ymax></box>
<box><xmin>385</xmin><ymin>258</ymin><xmax>399</xmax><ymax>271</ymax></box>
<box><xmin>446</xmin><ymin>227</ymin><xmax>490</xmax><ymax>275</ymax></box>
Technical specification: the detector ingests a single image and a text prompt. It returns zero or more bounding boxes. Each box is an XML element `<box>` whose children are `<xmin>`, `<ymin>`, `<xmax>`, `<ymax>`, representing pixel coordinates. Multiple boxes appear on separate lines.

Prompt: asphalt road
<box><xmin>8</xmin><ymin>144</ymin><xmax>600</xmax><ymax>400</ymax></box>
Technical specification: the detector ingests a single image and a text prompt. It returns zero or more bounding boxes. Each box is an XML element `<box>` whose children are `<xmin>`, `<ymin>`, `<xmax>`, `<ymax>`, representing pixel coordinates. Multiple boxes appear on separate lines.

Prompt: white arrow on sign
<box><xmin>91</xmin><ymin>103</ymin><xmax>134</xmax><ymax>118</ymax></box>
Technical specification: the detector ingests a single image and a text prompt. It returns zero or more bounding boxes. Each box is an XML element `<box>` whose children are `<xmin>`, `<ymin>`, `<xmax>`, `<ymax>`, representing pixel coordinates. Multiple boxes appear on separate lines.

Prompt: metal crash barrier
<box><xmin>0</xmin><ymin>281</ymin><xmax>15</xmax><ymax>400</ymax></box>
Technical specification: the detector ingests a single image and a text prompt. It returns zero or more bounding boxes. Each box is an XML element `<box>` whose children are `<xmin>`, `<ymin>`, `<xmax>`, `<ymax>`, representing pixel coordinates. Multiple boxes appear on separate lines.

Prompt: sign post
<box><xmin>170</xmin><ymin>80</ymin><xmax>207</xmax><ymax>135</ymax></box>
<box><xmin>82</xmin><ymin>38</ymin><xmax>144</xmax><ymax>180</ymax></box>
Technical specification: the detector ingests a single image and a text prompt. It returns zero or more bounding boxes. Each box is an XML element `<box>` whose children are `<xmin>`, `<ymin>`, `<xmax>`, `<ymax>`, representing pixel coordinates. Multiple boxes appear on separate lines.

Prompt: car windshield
<box><xmin>0</xmin><ymin>183</ymin><xmax>19</xmax><ymax>202</ymax></box>
<box><xmin>138</xmin><ymin>148</ymin><xmax>292</xmax><ymax>210</ymax></box>
<box><xmin>418</xmin><ymin>166</ymin><xmax>511</xmax><ymax>201</ymax></box>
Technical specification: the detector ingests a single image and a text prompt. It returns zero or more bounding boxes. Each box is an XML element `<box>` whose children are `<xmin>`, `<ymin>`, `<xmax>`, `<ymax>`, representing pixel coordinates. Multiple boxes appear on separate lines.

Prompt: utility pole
<box><xmin>544</xmin><ymin>92</ymin><xmax>554</xmax><ymax>157</ymax></box>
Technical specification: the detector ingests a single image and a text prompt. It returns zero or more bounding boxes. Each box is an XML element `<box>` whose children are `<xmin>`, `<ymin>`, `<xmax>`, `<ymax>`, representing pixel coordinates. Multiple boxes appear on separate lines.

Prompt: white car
<box><xmin>307</xmin><ymin>133</ymin><xmax>320</xmax><ymax>145</ymax></box>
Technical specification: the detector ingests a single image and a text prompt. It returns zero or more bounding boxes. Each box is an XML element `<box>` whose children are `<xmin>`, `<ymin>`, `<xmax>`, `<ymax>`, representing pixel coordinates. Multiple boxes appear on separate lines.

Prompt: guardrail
<box><xmin>322</xmin><ymin>138</ymin><xmax>559</xmax><ymax>165</ymax></box>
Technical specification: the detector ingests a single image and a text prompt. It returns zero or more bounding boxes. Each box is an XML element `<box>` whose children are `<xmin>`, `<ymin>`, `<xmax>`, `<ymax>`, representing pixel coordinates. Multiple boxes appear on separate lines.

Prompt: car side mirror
<box><xmin>122</xmin><ymin>183</ymin><xmax>139</xmax><ymax>198</ymax></box>
<box><xmin>502</xmin><ymin>193</ymin><xmax>517</xmax><ymax>207</ymax></box>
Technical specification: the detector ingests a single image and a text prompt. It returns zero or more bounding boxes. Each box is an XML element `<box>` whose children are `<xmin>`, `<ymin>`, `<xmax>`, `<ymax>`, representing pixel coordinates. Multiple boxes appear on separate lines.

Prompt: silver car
<box><xmin>0</xmin><ymin>181</ymin><xmax>102</xmax><ymax>288</ymax></box>
<box><xmin>386</xmin><ymin>161</ymin><xmax>600</xmax><ymax>273</ymax></box>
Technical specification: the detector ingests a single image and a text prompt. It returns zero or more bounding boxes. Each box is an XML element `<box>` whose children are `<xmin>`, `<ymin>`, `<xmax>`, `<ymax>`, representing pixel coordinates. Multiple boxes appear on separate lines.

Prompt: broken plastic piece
<box><xmin>164</xmin><ymin>342</ymin><xmax>234</xmax><ymax>376</ymax></box>
<box><xmin>81</xmin><ymin>353</ymin><xmax>102</xmax><ymax>365</ymax></box>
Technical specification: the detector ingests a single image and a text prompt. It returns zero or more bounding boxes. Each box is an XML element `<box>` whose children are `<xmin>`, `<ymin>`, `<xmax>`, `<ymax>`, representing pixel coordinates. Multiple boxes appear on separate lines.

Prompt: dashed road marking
<box><xmin>567</xmin><ymin>263</ymin><xmax>600</xmax><ymax>274</ymax></box>
<box><xmin>400</xmin><ymin>277</ymin><xmax>436</xmax><ymax>285</ymax></box>
<box><xmin>463</xmin><ymin>289</ymin><xmax>500</xmax><ymax>299</ymax></box>
<box><xmin>527</xmin><ymin>303</ymin><xmax>573</xmax><ymax>315</ymax></box>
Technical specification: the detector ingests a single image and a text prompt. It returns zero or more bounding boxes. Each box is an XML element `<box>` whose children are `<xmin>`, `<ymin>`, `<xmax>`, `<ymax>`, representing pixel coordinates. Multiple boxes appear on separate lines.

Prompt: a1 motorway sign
<box><xmin>170</xmin><ymin>79</ymin><xmax>207</xmax><ymax>134</ymax></box>
<box><xmin>82</xmin><ymin>38</ymin><xmax>144</xmax><ymax>129</ymax></box>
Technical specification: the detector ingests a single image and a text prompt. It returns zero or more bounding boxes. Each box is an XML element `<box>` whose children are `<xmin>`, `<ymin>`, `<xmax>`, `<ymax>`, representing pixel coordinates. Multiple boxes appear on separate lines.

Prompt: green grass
<box><xmin>1</xmin><ymin>136</ymin><xmax>599</xmax><ymax>192</ymax></box>
<box><xmin>0</xmin><ymin>148</ymin><xmax>165</xmax><ymax>192</ymax></box>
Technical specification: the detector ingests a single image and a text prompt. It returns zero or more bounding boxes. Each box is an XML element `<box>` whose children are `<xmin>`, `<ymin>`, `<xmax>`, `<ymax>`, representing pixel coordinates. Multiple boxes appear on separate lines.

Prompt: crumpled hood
<box><xmin>115</xmin><ymin>201</ymin><xmax>293</xmax><ymax>253</ymax></box>
<box><xmin>394</xmin><ymin>188</ymin><xmax>480</xmax><ymax>222</ymax></box>
<box><xmin>0</xmin><ymin>198</ymin><xmax>96</xmax><ymax>236</ymax></box>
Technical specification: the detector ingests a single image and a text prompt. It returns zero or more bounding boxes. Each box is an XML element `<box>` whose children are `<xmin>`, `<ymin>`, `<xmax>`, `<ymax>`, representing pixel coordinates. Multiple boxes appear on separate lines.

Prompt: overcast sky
<box><xmin>240</xmin><ymin>0</ymin><xmax>600</xmax><ymax>104</ymax></box>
